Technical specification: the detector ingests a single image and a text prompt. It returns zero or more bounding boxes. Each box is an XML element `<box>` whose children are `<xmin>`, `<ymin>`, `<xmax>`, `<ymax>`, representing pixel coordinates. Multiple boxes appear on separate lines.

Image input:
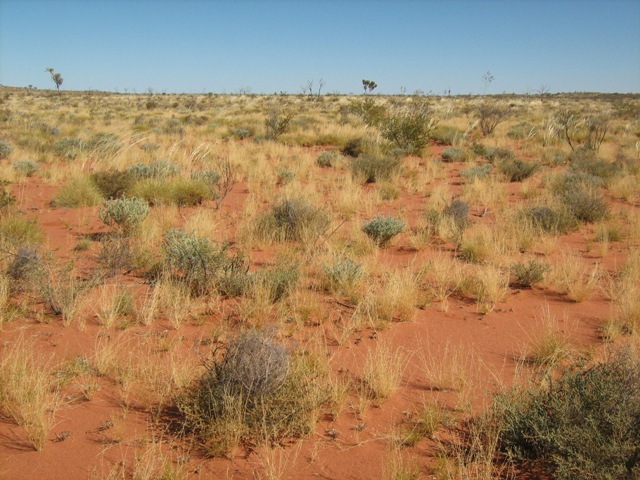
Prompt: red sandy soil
<box><xmin>0</xmin><ymin>154</ymin><xmax>631</xmax><ymax>480</ymax></box>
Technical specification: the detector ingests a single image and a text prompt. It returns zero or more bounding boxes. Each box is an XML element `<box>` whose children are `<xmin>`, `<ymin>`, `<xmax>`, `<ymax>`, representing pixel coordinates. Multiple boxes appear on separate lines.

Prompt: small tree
<box><xmin>46</xmin><ymin>68</ymin><xmax>63</xmax><ymax>90</ymax></box>
<box><xmin>362</xmin><ymin>79</ymin><xmax>377</xmax><ymax>95</ymax></box>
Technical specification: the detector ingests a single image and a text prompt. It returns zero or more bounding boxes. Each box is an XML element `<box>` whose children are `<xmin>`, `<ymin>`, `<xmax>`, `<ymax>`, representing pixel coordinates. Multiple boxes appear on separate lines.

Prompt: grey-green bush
<box><xmin>99</xmin><ymin>197</ymin><xmax>149</xmax><ymax>235</ymax></box>
<box><xmin>362</xmin><ymin>215</ymin><xmax>406</xmax><ymax>246</ymax></box>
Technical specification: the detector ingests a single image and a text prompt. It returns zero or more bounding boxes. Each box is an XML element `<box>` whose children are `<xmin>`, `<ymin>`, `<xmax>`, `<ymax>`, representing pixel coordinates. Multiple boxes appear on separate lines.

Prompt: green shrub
<box><xmin>13</xmin><ymin>159</ymin><xmax>39</xmax><ymax>177</ymax></box>
<box><xmin>6</xmin><ymin>247</ymin><xmax>44</xmax><ymax>292</ymax></box>
<box><xmin>443</xmin><ymin>199</ymin><xmax>470</xmax><ymax>230</ymax></box>
<box><xmin>125</xmin><ymin>159</ymin><xmax>180</xmax><ymax>180</ymax></box>
<box><xmin>380</xmin><ymin>103</ymin><xmax>436</xmax><ymax>155</ymax></box>
<box><xmin>0</xmin><ymin>216</ymin><xmax>44</xmax><ymax>248</ymax></box>
<box><xmin>265</xmin><ymin>109</ymin><xmax>294</xmax><ymax>139</ymax></box>
<box><xmin>251</xmin><ymin>261</ymin><xmax>300</xmax><ymax>303</ymax></box>
<box><xmin>257</xmin><ymin>198</ymin><xmax>329</xmax><ymax>243</ymax></box>
<box><xmin>521</xmin><ymin>206</ymin><xmax>577</xmax><ymax>234</ymax></box>
<box><xmin>179</xmin><ymin>331</ymin><xmax>323</xmax><ymax>456</ymax></box>
<box><xmin>316</xmin><ymin>151</ymin><xmax>340</xmax><ymax>168</ymax></box>
<box><xmin>322</xmin><ymin>257</ymin><xmax>363</xmax><ymax>297</ymax></box>
<box><xmin>349</xmin><ymin>97</ymin><xmax>386</xmax><ymax>127</ymax></box>
<box><xmin>163</xmin><ymin>228</ymin><xmax>236</xmax><ymax>294</ymax></box>
<box><xmin>99</xmin><ymin>197</ymin><xmax>149</xmax><ymax>235</ymax></box>
<box><xmin>349</xmin><ymin>154</ymin><xmax>402</xmax><ymax>183</ymax></box>
<box><xmin>131</xmin><ymin>178</ymin><xmax>209</xmax><ymax>206</ymax></box>
<box><xmin>441</xmin><ymin>147</ymin><xmax>468</xmax><ymax>162</ymax></box>
<box><xmin>342</xmin><ymin>138</ymin><xmax>366</xmax><ymax>158</ymax></box>
<box><xmin>484</xmin><ymin>146</ymin><xmax>516</xmax><ymax>162</ymax></box>
<box><xmin>499</xmin><ymin>159</ymin><xmax>539</xmax><ymax>182</ymax></box>
<box><xmin>0</xmin><ymin>141</ymin><xmax>14</xmax><ymax>159</ymax></box>
<box><xmin>53</xmin><ymin>137</ymin><xmax>87</xmax><ymax>159</ymax></box>
<box><xmin>550</xmin><ymin>171</ymin><xmax>605</xmax><ymax>195</ymax></box>
<box><xmin>557</xmin><ymin>188</ymin><xmax>608</xmax><ymax>223</ymax></box>
<box><xmin>568</xmin><ymin>148</ymin><xmax>619</xmax><ymax>182</ymax></box>
<box><xmin>87</xmin><ymin>132</ymin><xmax>122</xmax><ymax>157</ymax></box>
<box><xmin>496</xmin><ymin>348</ymin><xmax>640</xmax><ymax>479</ymax></box>
<box><xmin>52</xmin><ymin>177</ymin><xmax>103</xmax><ymax>208</ymax></box>
<box><xmin>460</xmin><ymin>164</ymin><xmax>493</xmax><ymax>181</ymax></box>
<box><xmin>510</xmin><ymin>260</ymin><xmax>549</xmax><ymax>288</ymax></box>
<box><xmin>507</xmin><ymin>122</ymin><xmax>536</xmax><ymax>140</ymax></box>
<box><xmin>90</xmin><ymin>170</ymin><xmax>137</xmax><ymax>199</ymax></box>
<box><xmin>429</xmin><ymin>125</ymin><xmax>464</xmax><ymax>145</ymax></box>
<box><xmin>362</xmin><ymin>215</ymin><xmax>406</xmax><ymax>246</ymax></box>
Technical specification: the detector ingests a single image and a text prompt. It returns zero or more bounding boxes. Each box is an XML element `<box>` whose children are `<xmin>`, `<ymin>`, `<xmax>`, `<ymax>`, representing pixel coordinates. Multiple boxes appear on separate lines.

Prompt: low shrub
<box><xmin>131</xmin><ymin>178</ymin><xmax>209</xmax><ymax>206</ymax></box>
<box><xmin>0</xmin><ymin>141</ymin><xmax>14</xmax><ymax>159</ymax></box>
<box><xmin>316</xmin><ymin>151</ymin><xmax>340</xmax><ymax>168</ymax></box>
<box><xmin>163</xmin><ymin>228</ymin><xmax>238</xmax><ymax>295</ymax></box>
<box><xmin>429</xmin><ymin>125</ymin><xmax>464</xmax><ymax>145</ymax></box>
<box><xmin>460</xmin><ymin>164</ymin><xmax>493</xmax><ymax>181</ymax></box>
<box><xmin>13</xmin><ymin>159</ymin><xmax>40</xmax><ymax>177</ymax></box>
<box><xmin>342</xmin><ymin>138</ymin><xmax>366</xmax><ymax>158</ymax></box>
<box><xmin>322</xmin><ymin>257</ymin><xmax>364</xmax><ymax>297</ymax></box>
<box><xmin>441</xmin><ymin>147</ymin><xmax>468</xmax><ymax>162</ymax></box>
<box><xmin>251</xmin><ymin>261</ymin><xmax>300</xmax><ymax>303</ymax></box>
<box><xmin>179</xmin><ymin>331</ymin><xmax>324</xmax><ymax>456</ymax></box>
<box><xmin>362</xmin><ymin>215</ymin><xmax>406</xmax><ymax>246</ymax></box>
<box><xmin>265</xmin><ymin>109</ymin><xmax>294</xmax><ymax>139</ymax></box>
<box><xmin>52</xmin><ymin>177</ymin><xmax>103</xmax><ymax>208</ymax></box>
<box><xmin>507</xmin><ymin>122</ymin><xmax>536</xmax><ymax>140</ymax></box>
<box><xmin>349</xmin><ymin>154</ymin><xmax>402</xmax><ymax>183</ymax></box>
<box><xmin>0</xmin><ymin>216</ymin><xmax>44</xmax><ymax>247</ymax></box>
<box><xmin>53</xmin><ymin>137</ymin><xmax>87</xmax><ymax>159</ymax></box>
<box><xmin>499</xmin><ymin>159</ymin><xmax>539</xmax><ymax>182</ymax></box>
<box><xmin>510</xmin><ymin>260</ymin><xmax>549</xmax><ymax>288</ymax></box>
<box><xmin>569</xmin><ymin>149</ymin><xmax>619</xmax><ymax>183</ymax></box>
<box><xmin>6</xmin><ymin>247</ymin><xmax>44</xmax><ymax>292</ymax></box>
<box><xmin>87</xmin><ymin>132</ymin><xmax>122</xmax><ymax>157</ymax></box>
<box><xmin>99</xmin><ymin>197</ymin><xmax>150</xmax><ymax>236</ymax></box>
<box><xmin>521</xmin><ymin>206</ymin><xmax>577</xmax><ymax>234</ymax></box>
<box><xmin>484</xmin><ymin>146</ymin><xmax>516</xmax><ymax>162</ymax></box>
<box><xmin>496</xmin><ymin>348</ymin><xmax>640</xmax><ymax>479</ymax></box>
<box><xmin>125</xmin><ymin>159</ymin><xmax>180</xmax><ymax>180</ymax></box>
<box><xmin>442</xmin><ymin>199</ymin><xmax>470</xmax><ymax>230</ymax></box>
<box><xmin>256</xmin><ymin>198</ymin><xmax>329</xmax><ymax>243</ymax></box>
<box><xmin>90</xmin><ymin>170</ymin><xmax>137</xmax><ymax>199</ymax></box>
<box><xmin>380</xmin><ymin>102</ymin><xmax>436</xmax><ymax>155</ymax></box>
<box><xmin>557</xmin><ymin>188</ymin><xmax>608</xmax><ymax>223</ymax></box>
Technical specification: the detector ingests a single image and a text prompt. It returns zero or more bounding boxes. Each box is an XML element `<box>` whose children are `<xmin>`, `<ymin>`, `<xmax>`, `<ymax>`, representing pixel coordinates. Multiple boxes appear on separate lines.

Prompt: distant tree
<box><xmin>482</xmin><ymin>71</ymin><xmax>494</xmax><ymax>94</ymax></box>
<box><xmin>317</xmin><ymin>78</ymin><xmax>326</xmax><ymax>96</ymax></box>
<box><xmin>46</xmin><ymin>67</ymin><xmax>63</xmax><ymax>90</ymax></box>
<box><xmin>362</xmin><ymin>79</ymin><xmax>377</xmax><ymax>95</ymax></box>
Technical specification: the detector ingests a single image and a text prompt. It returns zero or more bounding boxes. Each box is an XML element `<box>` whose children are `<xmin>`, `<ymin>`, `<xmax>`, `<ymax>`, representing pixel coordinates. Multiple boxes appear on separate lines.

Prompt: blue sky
<box><xmin>1</xmin><ymin>0</ymin><xmax>639</xmax><ymax>94</ymax></box>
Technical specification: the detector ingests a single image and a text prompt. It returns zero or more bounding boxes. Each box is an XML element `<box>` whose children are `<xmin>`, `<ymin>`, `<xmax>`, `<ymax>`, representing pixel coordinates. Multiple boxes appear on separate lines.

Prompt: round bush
<box><xmin>362</xmin><ymin>215</ymin><xmax>406</xmax><ymax>246</ymax></box>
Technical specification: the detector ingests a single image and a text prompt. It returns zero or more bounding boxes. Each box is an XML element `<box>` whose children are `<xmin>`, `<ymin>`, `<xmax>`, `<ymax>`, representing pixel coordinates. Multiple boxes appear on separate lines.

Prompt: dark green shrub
<box><xmin>179</xmin><ymin>331</ymin><xmax>323</xmax><ymax>456</ymax></box>
<box><xmin>6</xmin><ymin>247</ymin><xmax>44</xmax><ymax>292</ymax></box>
<box><xmin>496</xmin><ymin>348</ymin><xmax>640</xmax><ymax>479</ymax></box>
<box><xmin>90</xmin><ymin>170</ymin><xmax>137</xmax><ymax>199</ymax></box>
<box><xmin>341</xmin><ymin>138</ymin><xmax>366</xmax><ymax>158</ymax></box>
<box><xmin>131</xmin><ymin>178</ymin><xmax>209</xmax><ymax>206</ymax></box>
<box><xmin>349</xmin><ymin>154</ymin><xmax>402</xmax><ymax>183</ymax></box>
<box><xmin>257</xmin><ymin>198</ymin><xmax>330</xmax><ymax>243</ymax></box>
<box><xmin>510</xmin><ymin>260</ymin><xmax>549</xmax><ymax>288</ymax></box>
<box><xmin>469</xmin><ymin>143</ymin><xmax>488</xmax><ymax>157</ymax></box>
<box><xmin>441</xmin><ymin>147</ymin><xmax>468</xmax><ymax>162</ymax></box>
<box><xmin>362</xmin><ymin>215</ymin><xmax>406</xmax><ymax>246</ymax></box>
<box><xmin>499</xmin><ymin>159</ymin><xmax>539</xmax><ymax>182</ymax></box>
<box><xmin>349</xmin><ymin>97</ymin><xmax>386</xmax><ymax>127</ymax></box>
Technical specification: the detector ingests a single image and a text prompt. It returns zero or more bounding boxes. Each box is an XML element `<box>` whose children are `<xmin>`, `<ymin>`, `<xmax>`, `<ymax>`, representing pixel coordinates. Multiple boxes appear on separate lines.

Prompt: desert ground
<box><xmin>0</xmin><ymin>87</ymin><xmax>638</xmax><ymax>479</ymax></box>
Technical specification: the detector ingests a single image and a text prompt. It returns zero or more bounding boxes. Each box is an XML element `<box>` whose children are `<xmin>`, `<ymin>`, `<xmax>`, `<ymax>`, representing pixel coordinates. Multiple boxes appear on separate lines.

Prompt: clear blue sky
<box><xmin>1</xmin><ymin>0</ymin><xmax>639</xmax><ymax>94</ymax></box>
